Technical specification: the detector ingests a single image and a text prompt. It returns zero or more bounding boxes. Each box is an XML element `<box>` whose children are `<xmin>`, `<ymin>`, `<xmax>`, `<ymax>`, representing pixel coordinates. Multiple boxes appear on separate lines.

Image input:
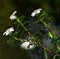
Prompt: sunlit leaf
<box><xmin>48</xmin><ymin>31</ymin><xmax>54</xmax><ymax>39</ymax></box>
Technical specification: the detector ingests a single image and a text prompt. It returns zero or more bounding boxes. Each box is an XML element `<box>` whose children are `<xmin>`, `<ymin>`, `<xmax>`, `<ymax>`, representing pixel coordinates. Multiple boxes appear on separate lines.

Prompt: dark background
<box><xmin>0</xmin><ymin>0</ymin><xmax>60</xmax><ymax>59</ymax></box>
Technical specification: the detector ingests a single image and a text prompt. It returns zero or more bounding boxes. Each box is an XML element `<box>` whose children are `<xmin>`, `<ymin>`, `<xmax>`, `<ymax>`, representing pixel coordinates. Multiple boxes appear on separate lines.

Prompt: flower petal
<box><xmin>10</xmin><ymin>15</ymin><xmax>16</xmax><ymax>20</ymax></box>
<box><xmin>3</xmin><ymin>27</ymin><xmax>14</xmax><ymax>36</ymax></box>
<box><xmin>20</xmin><ymin>41</ymin><xmax>34</xmax><ymax>50</ymax></box>
<box><xmin>31</xmin><ymin>8</ymin><xmax>42</xmax><ymax>17</ymax></box>
<box><xmin>9</xmin><ymin>27</ymin><xmax>14</xmax><ymax>31</ymax></box>
<box><xmin>10</xmin><ymin>11</ymin><xmax>17</xmax><ymax>20</ymax></box>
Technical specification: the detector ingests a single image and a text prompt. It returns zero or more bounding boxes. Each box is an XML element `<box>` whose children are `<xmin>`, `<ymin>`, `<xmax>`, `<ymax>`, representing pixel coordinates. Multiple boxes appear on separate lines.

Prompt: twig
<box><xmin>16</xmin><ymin>18</ymin><xmax>60</xmax><ymax>57</ymax></box>
<box><xmin>16</xmin><ymin>18</ymin><xmax>31</xmax><ymax>36</ymax></box>
<box><xmin>39</xmin><ymin>18</ymin><xmax>60</xmax><ymax>40</ymax></box>
<box><xmin>38</xmin><ymin>43</ymin><xmax>60</xmax><ymax>56</ymax></box>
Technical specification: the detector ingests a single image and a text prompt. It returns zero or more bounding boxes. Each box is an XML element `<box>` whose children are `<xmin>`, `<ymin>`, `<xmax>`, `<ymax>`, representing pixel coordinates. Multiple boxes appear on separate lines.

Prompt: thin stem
<box><xmin>16</xmin><ymin>18</ymin><xmax>31</xmax><ymax>36</ymax></box>
<box><xmin>16</xmin><ymin>18</ymin><xmax>60</xmax><ymax>56</ymax></box>
<box><xmin>39</xmin><ymin>18</ymin><xmax>60</xmax><ymax>40</ymax></box>
<box><xmin>39</xmin><ymin>43</ymin><xmax>60</xmax><ymax>56</ymax></box>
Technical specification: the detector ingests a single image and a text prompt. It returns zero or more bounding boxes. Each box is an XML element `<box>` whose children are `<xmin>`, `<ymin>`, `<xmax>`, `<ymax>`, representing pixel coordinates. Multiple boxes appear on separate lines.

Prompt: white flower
<box><xmin>3</xmin><ymin>27</ymin><xmax>14</xmax><ymax>36</ymax></box>
<box><xmin>20</xmin><ymin>41</ymin><xmax>34</xmax><ymax>50</ymax></box>
<box><xmin>10</xmin><ymin>11</ymin><xmax>17</xmax><ymax>20</ymax></box>
<box><xmin>31</xmin><ymin>8</ymin><xmax>42</xmax><ymax>17</ymax></box>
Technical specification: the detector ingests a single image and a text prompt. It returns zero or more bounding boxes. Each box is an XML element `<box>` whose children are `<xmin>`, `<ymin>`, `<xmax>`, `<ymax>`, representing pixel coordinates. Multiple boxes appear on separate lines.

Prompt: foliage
<box><xmin>3</xmin><ymin>9</ymin><xmax>60</xmax><ymax>58</ymax></box>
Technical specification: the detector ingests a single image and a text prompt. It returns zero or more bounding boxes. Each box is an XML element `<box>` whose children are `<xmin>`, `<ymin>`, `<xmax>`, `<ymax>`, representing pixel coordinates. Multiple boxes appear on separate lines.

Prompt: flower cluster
<box><xmin>3</xmin><ymin>8</ymin><xmax>42</xmax><ymax>50</ymax></box>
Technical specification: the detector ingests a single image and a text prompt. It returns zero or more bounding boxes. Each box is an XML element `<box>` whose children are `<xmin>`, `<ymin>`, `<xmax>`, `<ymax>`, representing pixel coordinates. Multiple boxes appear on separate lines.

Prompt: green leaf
<box><xmin>53</xmin><ymin>55</ymin><xmax>56</xmax><ymax>59</ymax></box>
<box><xmin>34</xmin><ymin>32</ymin><xmax>39</xmax><ymax>36</ymax></box>
<box><xmin>44</xmin><ymin>48</ymin><xmax>48</xmax><ymax>59</ymax></box>
<box><xmin>40</xmin><ymin>11</ymin><xmax>46</xmax><ymax>17</ymax></box>
<box><xmin>57</xmin><ymin>45</ymin><xmax>60</xmax><ymax>52</ymax></box>
<box><xmin>7</xmin><ymin>37</ymin><xmax>16</xmax><ymax>46</ymax></box>
<box><xmin>19</xmin><ymin>31</ymin><xmax>25</xmax><ymax>37</ymax></box>
<box><xmin>34</xmin><ymin>20</ymin><xmax>39</xmax><ymax>24</ymax></box>
<box><xmin>48</xmin><ymin>31</ymin><xmax>54</xmax><ymax>39</ymax></box>
<box><xmin>19</xmin><ymin>15</ymin><xmax>25</xmax><ymax>22</ymax></box>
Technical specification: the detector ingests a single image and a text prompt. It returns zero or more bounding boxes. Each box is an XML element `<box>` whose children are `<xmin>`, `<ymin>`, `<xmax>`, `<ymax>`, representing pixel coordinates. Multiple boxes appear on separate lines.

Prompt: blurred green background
<box><xmin>0</xmin><ymin>0</ymin><xmax>60</xmax><ymax>59</ymax></box>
